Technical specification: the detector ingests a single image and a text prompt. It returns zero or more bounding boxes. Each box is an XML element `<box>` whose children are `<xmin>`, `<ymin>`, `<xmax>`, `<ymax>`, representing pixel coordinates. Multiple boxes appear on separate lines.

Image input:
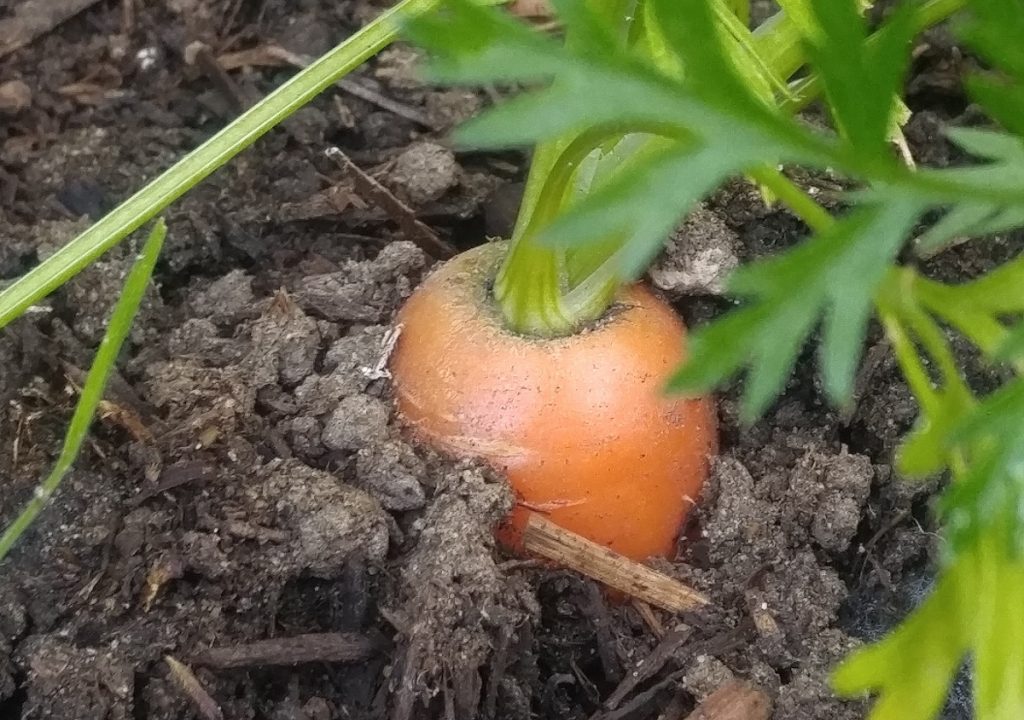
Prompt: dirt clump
<box><xmin>291</xmin><ymin>241</ymin><xmax>428</xmax><ymax>323</ymax></box>
<box><xmin>14</xmin><ymin>636</ymin><xmax>134</xmax><ymax>720</ymax></box>
<box><xmin>674</xmin><ymin>438</ymin><xmax>879</xmax><ymax>719</ymax></box>
<box><xmin>650</xmin><ymin>203</ymin><xmax>740</xmax><ymax>296</ymax></box>
<box><xmin>242</xmin><ymin>459</ymin><xmax>390</xmax><ymax>578</ymax></box>
<box><xmin>355</xmin><ymin>439</ymin><xmax>428</xmax><ymax>511</ymax></box>
<box><xmin>387</xmin><ymin>463</ymin><xmax>537</xmax><ymax>720</ymax></box>
<box><xmin>0</xmin><ymin>585</ymin><xmax>26</xmax><ymax>704</ymax></box>
<box><xmin>386</xmin><ymin>141</ymin><xmax>460</xmax><ymax>206</ymax></box>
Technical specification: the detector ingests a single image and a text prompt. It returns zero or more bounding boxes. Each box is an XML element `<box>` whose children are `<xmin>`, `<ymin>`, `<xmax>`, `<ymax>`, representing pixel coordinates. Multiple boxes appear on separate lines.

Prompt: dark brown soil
<box><xmin>0</xmin><ymin>4</ymin><xmax>1009</xmax><ymax>719</ymax></box>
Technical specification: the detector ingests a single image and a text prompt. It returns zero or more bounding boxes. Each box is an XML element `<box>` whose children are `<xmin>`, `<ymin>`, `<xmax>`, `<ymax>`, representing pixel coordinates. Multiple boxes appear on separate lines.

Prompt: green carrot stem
<box><xmin>492</xmin><ymin>0</ymin><xmax>969</xmax><ymax>338</ymax></box>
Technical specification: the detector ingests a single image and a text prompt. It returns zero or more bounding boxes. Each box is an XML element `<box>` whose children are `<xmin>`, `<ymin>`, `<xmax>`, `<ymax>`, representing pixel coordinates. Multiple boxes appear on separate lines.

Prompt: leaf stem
<box><xmin>492</xmin><ymin>0</ymin><xmax>968</xmax><ymax>338</ymax></box>
<box><xmin>747</xmin><ymin>165</ymin><xmax>836</xmax><ymax>232</ymax></box>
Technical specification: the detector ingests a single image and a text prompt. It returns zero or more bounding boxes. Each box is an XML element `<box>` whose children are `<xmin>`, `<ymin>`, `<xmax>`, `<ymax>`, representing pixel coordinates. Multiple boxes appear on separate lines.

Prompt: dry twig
<box><xmin>186</xmin><ymin>41</ymin><xmax>255</xmax><ymax>113</ymax></box>
<box><xmin>633</xmin><ymin>599</ymin><xmax>667</xmax><ymax>638</ymax></box>
<box><xmin>121</xmin><ymin>0</ymin><xmax>135</xmax><ymax>35</ymax></box>
<box><xmin>603</xmin><ymin>627</ymin><xmax>692</xmax><ymax>711</ymax></box>
<box><xmin>194</xmin><ymin>632</ymin><xmax>382</xmax><ymax>668</ymax></box>
<box><xmin>217</xmin><ymin>44</ymin><xmax>437</xmax><ymax>129</ymax></box>
<box><xmin>522</xmin><ymin>514</ymin><xmax>710</xmax><ymax>613</ymax></box>
<box><xmin>165</xmin><ymin>655</ymin><xmax>223</xmax><ymax>720</ymax></box>
<box><xmin>683</xmin><ymin>680</ymin><xmax>772</xmax><ymax>720</ymax></box>
<box><xmin>326</xmin><ymin>147</ymin><xmax>456</xmax><ymax>260</ymax></box>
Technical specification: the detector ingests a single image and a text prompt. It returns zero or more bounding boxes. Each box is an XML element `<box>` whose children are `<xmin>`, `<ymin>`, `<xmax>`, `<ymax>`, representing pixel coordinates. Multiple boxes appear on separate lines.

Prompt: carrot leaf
<box><xmin>836</xmin><ymin>380</ymin><xmax>1024</xmax><ymax>719</ymax></box>
<box><xmin>802</xmin><ymin>0</ymin><xmax>915</xmax><ymax>160</ymax></box>
<box><xmin>667</xmin><ymin>199</ymin><xmax>921</xmax><ymax>417</ymax></box>
<box><xmin>402</xmin><ymin>1</ymin><xmax>1024</xmax><ymax>714</ymax></box>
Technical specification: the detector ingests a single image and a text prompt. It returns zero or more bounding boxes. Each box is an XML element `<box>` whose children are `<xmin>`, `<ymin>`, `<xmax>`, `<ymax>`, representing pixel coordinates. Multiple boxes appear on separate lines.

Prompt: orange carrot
<box><xmin>390</xmin><ymin>243</ymin><xmax>717</xmax><ymax>561</ymax></box>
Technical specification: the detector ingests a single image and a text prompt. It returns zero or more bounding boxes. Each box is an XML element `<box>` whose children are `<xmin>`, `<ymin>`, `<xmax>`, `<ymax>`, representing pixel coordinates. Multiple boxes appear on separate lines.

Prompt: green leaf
<box><xmin>916</xmin><ymin>203</ymin><xmax>1006</xmax><ymax>256</ymax></box>
<box><xmin>724</xmin><ymin>0</ymin><xmax>750</xmax><ymax>25</ymax></box>
<box><xmin>818</xmin><ymin>200</ymin><xmax>921</xmax><ymax>401</ymax></box>
<box><xmin>664</xmin><ymin>307</ymin><xmax>767</xmax><ymax>397</ymax></box>
<box><xmin>832</xmin><ymin>564</ymin><xmax>970</xmax><ymax>719</ymax></box>
<box><xmin>834</xmin><ymin>536</ymin><xmax>1024</xmax><ymax>720</ymax></box>
<box><xmin>896</xmin><ymin>385</ymin><xmax>975</xmax><ymax>477</ymax></box>
<box><xmin>838</xmin><ymin>379</ymin><xmax>1024</xmax><ymax>719</ymax></box>
<box><xmin>909</xmin><ymin>127</ymin><xmax>1024</xmax><ymax>242</ymax></box>
<box><xmin>947</xmin><ymin>127</ymin><xmax>1024</xmax><ymax>160</ymax></box>
<box><xmin>653</xmin><ymin>0</ymin><xmax>772</xmax><ymax>112</ymax></box>
<box><xmin>956</xmin><ymin>0</ymin><xmax>1024</xmax><ymax>80</ymax></box>
<box><xmin>670</xmin><ymin>199</ymin><xmax>922</xmax><ymax>418</ymax></box>
<box><xmin>921</xmin><ymin>253</ymin><xmax>1024</xmax><ymax>318</ymax></box>
<box><xmin>801</xmin><ymin>0</ymin><xmax>916</xmax><ymax>160</ymax></box>
<box><xmin>543</xmin><ymin>142</ymin><xmax>766</xmax><ymax>282</ymax></box>
<box><xmin>0</xmin><ymin>220</ymin><xmax>166</xmax><ymax>561</ymax></box>
<box><xmin>942</xmin><ymin>379</ymin><xmax>1024</xmax><ymax>553</ymax></box>
<box><xmin>967</xmin><ymin>76</ymin><xmax>1024</xmax><ymax>138</ymax></box>
<box><xmin>996</xmin><ymin>323</ymin><xmax>1024</xmax><ymax>363</ymax></box>
<box><xmin>410</xmin><ymin>0</ymin><xmax>828</xmax><ymax>158</ymax></box>
<box><xmin>773</xmin><ymin>0</ymin><xmax>820</xmax><ymax>39</ymax></box>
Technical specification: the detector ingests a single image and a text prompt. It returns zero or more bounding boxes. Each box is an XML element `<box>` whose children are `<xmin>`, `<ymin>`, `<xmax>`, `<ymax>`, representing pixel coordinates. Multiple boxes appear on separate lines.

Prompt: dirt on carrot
<box><xmin>0</xmin><ymin>4</ymin><xmax>999</xmax><ymax>720</ymax></box>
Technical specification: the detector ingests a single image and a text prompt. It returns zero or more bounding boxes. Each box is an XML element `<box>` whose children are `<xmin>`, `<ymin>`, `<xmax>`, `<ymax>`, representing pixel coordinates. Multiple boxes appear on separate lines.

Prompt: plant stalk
<box><xmin>0</xmin><ymin>220</ymin><xmax>166</xmax><ymax>562</ymax></box>
<box><xmin>492</xmin><ymin>0</ymin><xmax>969</xmax><ymax>338</ymax></box>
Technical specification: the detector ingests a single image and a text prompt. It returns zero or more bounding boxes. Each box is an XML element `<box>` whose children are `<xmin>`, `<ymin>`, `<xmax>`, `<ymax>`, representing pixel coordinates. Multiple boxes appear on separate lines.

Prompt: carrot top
<box><xmin>403</xmin><ymin>0</ymin><xmax>1024</xmax><ymax>718</ymax></box>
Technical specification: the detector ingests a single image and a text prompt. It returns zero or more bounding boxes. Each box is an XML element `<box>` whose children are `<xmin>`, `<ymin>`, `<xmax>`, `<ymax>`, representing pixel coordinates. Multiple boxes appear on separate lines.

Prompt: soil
<box><xmin>0</xmin><ymin>4</ymin><xmax>1008</xmax><ymax>720</ymax></box>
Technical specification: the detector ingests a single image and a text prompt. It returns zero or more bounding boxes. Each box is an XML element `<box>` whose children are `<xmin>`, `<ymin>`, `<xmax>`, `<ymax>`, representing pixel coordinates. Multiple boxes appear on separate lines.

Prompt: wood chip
<box><xmin>597</xmin><ymin>670</ymin><xmax>685</xmax><ymax>720</ymax></box>
<box><xmin>633</xmin><ymin>600</ymin><xmax>667</xmax><ymax>638</ymax></box>
<box><xmin>521</xmin><ymin>514</ymin><xmax>710</xmax><ymax>613</ymax></box>
<box><xmin>279</xmin><ymin>184</ymin><xmax>359</xmax><ymax>222</ymax></box>
<box><xmin>165</xmin><ymin>655</ymin><xmax>223</xmax><ymax>720</ymax></box>
<box><xmin>216</xmin><ymin>43</ymin><xmax>437</xmax><ymax>129</ymax></box>
<box><xmin>186</xmin><ymin>41</ymin><xmax>256</xmax><ymax>113</ymax></box>
<box><xmin>98</xmin><ymin>399</ymin><xmax>154</xmax><ymax>443</ymax></box>
<box><xmin>271</xmin><ymin>45</ymin><xmax>436</xmax><ymax>129</ymax></box>
<box><xmin>584</xmin><ymin>581</ymin><xmax>623</xmax><ymax>683</ymax></box>
<box><xmin>121</xmin><ymin>0</ymin><xmax>135</xmax><ymax>35</ymax></box>
<box><xmin>193</xmin><ymin>632</ymin><xmax>382</xmax><ymax>669</ymax></box>
<box><xmin>131</xmin><ymin>461</ymin><xmax>210</xmax><ymax>507</ymax></box>
<box><xmin>325</xmin><ymin>147</ymin><xmax>456</xmax><ymax>260</ymax></box>
<box><xmin>743</xmin><ymin>589</ymin><xmax>783</xmax><ymax>642</ymax></box>
<box><xmin>0</xmin><ymin>80</ymin><xmax>32</xmax><ymax>113</ymax></box>
<box><xmin>0</xmin><ymin>0</ymin><xmax>103</xmax><ymax>58</ymax></box>
<box><xmin>216</xmin><ymin>44</ymin><xmax>292</xmax><ymax>71</ymax></box>
<box><xmin>142</xmin><ymin>552</ymin><xmax>184</xmax><ymax>611</ymax></box>
<box><xmin>482</xmin><ymin>623</ymin><xmax>515</xmax><ymax>720</ymax></box>
<box><xmin>603</xmin><ymin>627</ymin><xmax>692</xmax><ymax>711</ymax></box>
<box><xmin>683</xmin><ymin>680</ymin><xmax>772</xmax><ymax>720</ymax></box>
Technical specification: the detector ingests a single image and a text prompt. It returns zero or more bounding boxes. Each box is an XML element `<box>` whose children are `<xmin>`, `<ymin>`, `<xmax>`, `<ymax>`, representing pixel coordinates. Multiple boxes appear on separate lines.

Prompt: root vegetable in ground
<box><xmin>390</xmin><ymin>242</ymin><xmax>717</xmax><ymax>560</ymax></box>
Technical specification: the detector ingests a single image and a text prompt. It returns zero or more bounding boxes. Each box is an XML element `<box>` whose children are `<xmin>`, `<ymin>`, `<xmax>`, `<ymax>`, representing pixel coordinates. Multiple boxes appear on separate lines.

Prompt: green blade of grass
<box><xmin>0</xmin><ymin>0</ymin><xmax>441</xmax><ymax>331</ymax></box>
<box><xmin>0</xmin><ymin>220</ymin><xmax>166</xmax><ymax>562</ymax></box>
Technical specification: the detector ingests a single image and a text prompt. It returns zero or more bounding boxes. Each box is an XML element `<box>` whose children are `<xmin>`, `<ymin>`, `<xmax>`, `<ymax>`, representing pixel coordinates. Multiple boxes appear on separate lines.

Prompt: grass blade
<box><xmin>0</xmin><ymin>220</ymin><xmax>166</xmax><ymax>562</ymax></box>
<box><xmin>0</xmin><ymin>0</ymin><xmax>440</xmax><ymax>330</ymax></box>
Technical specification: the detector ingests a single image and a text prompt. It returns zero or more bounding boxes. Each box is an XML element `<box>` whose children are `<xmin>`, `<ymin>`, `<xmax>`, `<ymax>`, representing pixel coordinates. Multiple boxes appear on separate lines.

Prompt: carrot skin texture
<box><xmin>389</xmin><ymin>243</ymin><xmax>717</xmax><ymax>561</ymax></box>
